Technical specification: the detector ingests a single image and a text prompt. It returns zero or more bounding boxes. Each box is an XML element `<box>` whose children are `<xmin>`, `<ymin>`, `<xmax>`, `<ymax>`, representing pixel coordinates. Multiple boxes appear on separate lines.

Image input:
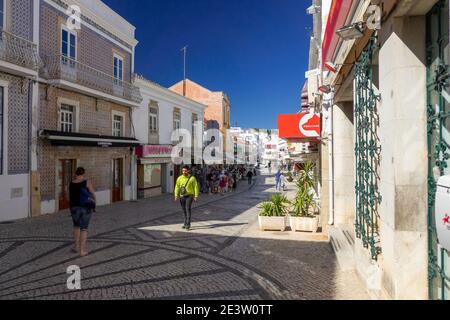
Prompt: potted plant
<box><xmin>258</xmin><ymin>193</ymin><xmax>290</xmax><ymax>231</ymax></box>
<box><xmin>289</xmin><ymin>161</ymin><xmax>319</xmax><ymax>233</ymax></box>
<box><xmin>285</xmin><ymin>171</ymin><xmax>294</xmax><ymax>183</ymax></box>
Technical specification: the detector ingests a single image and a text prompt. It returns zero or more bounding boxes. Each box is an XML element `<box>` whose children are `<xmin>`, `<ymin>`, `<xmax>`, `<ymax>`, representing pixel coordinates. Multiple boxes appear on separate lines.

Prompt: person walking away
<box><xmin>228</xmin><ymin>173</ymin><xmax>234</xmax><ymax>192</ymax></box>
<box><xmin>223</xmin><ymin>173</ymin><xmax>229</xmax><ymax>193</ymax></box>
<box><xmin>174</xmin><ymin>165</ymin><xmax>199</xmax><ymax>231</ymax></box>
<box><xmin>206</xmin><ymin>170</ymin><xmax>212</xmax><ymax>194</ymax></box>
<box><xmin>247</xmin><ymin>169</ymin><xmax>254</xmax><ymax>185</ymax></box>
<box><xmin>275</xmin><ymin>169</ymin><xmax>282</xmax><ymax>191</ymax></box>
<box><xmin>219</xmin><ymin>171</ymin><xmax>227</xmax><ymax>195</ymax></box>
<box><xmin>232</xmin><ymin>172</ymin><xmax>238</xmax><ymax>192</ymax></box>
<box><xmin>69</xmin><ymin>167</ymin><xmax>96</xmax><ymax>257</ymax></box>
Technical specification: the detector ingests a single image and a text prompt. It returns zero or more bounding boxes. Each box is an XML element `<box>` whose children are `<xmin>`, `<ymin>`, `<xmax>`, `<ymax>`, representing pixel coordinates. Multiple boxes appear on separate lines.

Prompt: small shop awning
<box><xmin>39</xmin><ymin>130</ymin><xmax>141</xmax><ymax>147</ymax></box>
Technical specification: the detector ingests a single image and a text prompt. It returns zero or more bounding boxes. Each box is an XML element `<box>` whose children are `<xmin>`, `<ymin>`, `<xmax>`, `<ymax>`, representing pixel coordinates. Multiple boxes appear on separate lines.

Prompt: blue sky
<box><xmin>103</xmin><ymin>0</ymin><xmax>312</xmax><ymax>129</ymax></box>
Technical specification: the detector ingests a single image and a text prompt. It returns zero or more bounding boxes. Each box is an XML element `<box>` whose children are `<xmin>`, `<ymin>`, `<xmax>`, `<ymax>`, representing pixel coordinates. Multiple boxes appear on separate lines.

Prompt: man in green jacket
<box><xmin>174</xmin><ymin>165</ymin><xmax>199</xmax><ymax>230</ymax></box>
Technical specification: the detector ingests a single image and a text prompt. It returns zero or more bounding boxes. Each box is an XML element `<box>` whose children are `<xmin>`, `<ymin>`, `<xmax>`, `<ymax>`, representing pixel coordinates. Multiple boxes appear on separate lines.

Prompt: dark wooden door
<box><xmin>173</xmin><ymin>165</ymin><xmax>181</xmax><ymax>187</ymax></box>
<box><xmin>112</xmin><ymin>158</ymin><xmax>123</xmax><ymax>203</ymax></box>
<box><xmin>58</xmin><ymin>159</ymin><xmax>75</xmax><ymax>210</ymax></box>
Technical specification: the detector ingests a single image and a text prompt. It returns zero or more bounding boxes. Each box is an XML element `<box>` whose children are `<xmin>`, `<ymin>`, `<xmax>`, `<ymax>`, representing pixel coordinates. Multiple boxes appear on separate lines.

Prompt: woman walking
<box><xmin>69</xmin><ymin>167</ymin><xmax>96</xmax><ymax>257</ymax></box>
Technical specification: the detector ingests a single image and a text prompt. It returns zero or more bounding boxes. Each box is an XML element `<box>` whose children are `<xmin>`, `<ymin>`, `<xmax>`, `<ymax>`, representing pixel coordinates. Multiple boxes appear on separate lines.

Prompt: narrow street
<box><xmin>0</xmin><ymin>173</ymin><xmax>367</xmax><ymax>300</ymax></box>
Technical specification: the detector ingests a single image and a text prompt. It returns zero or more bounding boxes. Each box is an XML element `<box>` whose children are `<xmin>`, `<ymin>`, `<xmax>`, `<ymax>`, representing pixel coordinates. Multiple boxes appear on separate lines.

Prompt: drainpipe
<box><xmin>28</xmin><ymin>79</ymin><xmax>33</xmax><ymax>218</ymax></box>
<box><xmin>327</xmin><ymin>93</ymin><xmax>335</xmax><ymax>226</ymax></box>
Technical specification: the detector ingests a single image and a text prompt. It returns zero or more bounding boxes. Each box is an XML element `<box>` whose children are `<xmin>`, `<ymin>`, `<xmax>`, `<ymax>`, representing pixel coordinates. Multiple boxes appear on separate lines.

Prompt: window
<box><xmin>0</xmin><ymin>0</ymin><xmax>5</xmax><ymax>29</ymax></box>
<box><xmin>192</xmin><ymin>113</ymin><xmax>198</xmax><ymax>133</ymax></box>
<box><xmin>173</xmin><ymin>109</ymin><xmax>181</xmax><ymax>130</ymax></box>
<box><xmin>113</xmin><ymin>114</ymin><xmax>123</xmax><ymax>137</ymax></box>
<box><xmin>60</xmin><ymin>104</ymin><xmax>74</xmax><ymax>133</ymax></box>
<box><xmin>149</xmin><ymin>107</ymin><xmax>158</xmax><ymax>133</ymax></box>
<box><xmin>61</xmin><ymin>27</ymin><xmax>77</xmax><ymax>61</ymax></box>
<box><xmin>114</xmin><ymin>55</ymin><xmax>124</xmax><ymax>84</ymax></box>
<box><xmin>174</xmin><ymin>118</ymin><xmax>181</xmax><ymax>130</ymax></box>
<box><xmin>0</xmin><ymin>87</ymin><xmax>3</xmax><ymax>175</ymax></box>
<box><xmin>142</xmin><ymin>164</ymin><xmax>161</xmax><ymax>189</ymax></box>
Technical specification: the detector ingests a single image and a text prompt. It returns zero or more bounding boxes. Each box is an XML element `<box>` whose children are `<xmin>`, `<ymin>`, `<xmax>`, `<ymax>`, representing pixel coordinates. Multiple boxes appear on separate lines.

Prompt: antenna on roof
<box><xmin>181</xmin><ymin>45</ymin><xmax>188</xmax><ymax>96</ymax></box>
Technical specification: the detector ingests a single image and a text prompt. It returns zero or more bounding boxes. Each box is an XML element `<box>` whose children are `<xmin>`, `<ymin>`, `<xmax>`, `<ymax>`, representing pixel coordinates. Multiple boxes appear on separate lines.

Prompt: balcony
<box><xmin>0</xmin><ymin>29</ymin><xmax>41</xmax><ymax>75</ymax></box>
<box><xmin>42</xmin><ymin>55</ymin><xmax>142</xmax><ymax>107</ymax></box>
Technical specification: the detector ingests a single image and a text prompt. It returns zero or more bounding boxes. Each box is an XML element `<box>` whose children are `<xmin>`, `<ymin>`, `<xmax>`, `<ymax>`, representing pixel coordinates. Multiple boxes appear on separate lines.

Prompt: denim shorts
<box><xmin>70</xmin><ymin>207</ymin><xmax>92</xmax><ymax>231</ymax></box>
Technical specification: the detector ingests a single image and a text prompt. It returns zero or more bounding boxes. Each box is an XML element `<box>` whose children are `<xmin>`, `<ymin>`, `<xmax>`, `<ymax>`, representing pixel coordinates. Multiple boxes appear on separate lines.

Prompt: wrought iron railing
<box><xmin>354</xmin><ymin>36</ymin><xmax>382</xmax><ymax>261</ymax></box>
<box><xmin>42</xmin><ymin>55</ymin><xmax>142</xmax><ymax>104</ymax></box>
<box><xmin>0</xmin><ymin>28</ymin><xmax>41</xmax><ymax>70</ymax></box>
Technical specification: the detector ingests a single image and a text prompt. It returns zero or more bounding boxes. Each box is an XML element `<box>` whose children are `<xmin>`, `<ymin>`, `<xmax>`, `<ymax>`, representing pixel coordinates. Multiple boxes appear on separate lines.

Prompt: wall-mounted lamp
<box><xmin>318</xmin><ymin>85</ymin><xmax>332</xmax><ymax>94</ymax></box>
<box><xmin>324</xmin><ymin>61</ymin><xmax>354</xmax><ymax>74</ymax></box>
<box><xmin>306</xmin><ymin>5</ymin><xmax>321</xmax><ymax>15</ymax></box>
<box><xmin>336</xmin><ymin>22</ymin><xmax>364</xmax><ymax>41</ymax></box>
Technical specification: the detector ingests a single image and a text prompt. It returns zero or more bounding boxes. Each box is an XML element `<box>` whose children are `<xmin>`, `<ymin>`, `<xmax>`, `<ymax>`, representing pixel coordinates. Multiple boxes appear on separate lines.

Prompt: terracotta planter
<box><xmin>258</xmin><ymin>216</ymin><xmax>287</xmax><ymax>231</ymax></box>
<box><xmin>289</xmin><ymin>215</ymin><xmax>319</xmax><ymax>233</ymax></box>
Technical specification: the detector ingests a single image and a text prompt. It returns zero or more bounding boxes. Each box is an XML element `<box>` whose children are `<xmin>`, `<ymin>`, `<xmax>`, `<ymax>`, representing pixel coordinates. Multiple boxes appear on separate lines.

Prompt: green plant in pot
<box><xmin>258</xmin><ymin>194</ymin><xmax>290</xmax><ymax>231</ymax></box>
<box><xmin>285</xmin><ymin>171</ymin><xmax>294</xmax><ymax>182</ymax></box>
<box><xmin>291</xmin><ymin>187</ymin><xmax>315</xmax><ymax>218</ymax></box>
<box><xmin>289</xmin><ymin>161</ymin><xmax>319</xmax><ymax>232</ymax></box>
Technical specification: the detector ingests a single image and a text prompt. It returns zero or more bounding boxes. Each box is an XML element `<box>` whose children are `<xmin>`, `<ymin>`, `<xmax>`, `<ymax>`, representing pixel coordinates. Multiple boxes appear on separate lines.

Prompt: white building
<box><xmin>132</xmin><ymin>76</ymin><xmax>206</xmax><ymax>198</ymax></box>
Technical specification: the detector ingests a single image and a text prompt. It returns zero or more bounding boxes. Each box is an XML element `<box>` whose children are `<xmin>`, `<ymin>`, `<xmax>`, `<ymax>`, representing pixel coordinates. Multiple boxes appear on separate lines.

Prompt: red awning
<box><xmin>322</xmin><ymin>0</ymin><xmax>354</xmax><ymax>68</ymax></box>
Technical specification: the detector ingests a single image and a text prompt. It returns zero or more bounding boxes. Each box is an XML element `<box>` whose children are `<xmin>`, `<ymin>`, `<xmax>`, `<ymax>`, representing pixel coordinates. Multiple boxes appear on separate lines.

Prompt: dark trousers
<box><xmin>180</xmin><ymin>196</ymin><xmax>194</xmax><ymax>226</ymax></box>
<box><xmin>248</xmin><ymin>177</ymin><xmax>252</xmax><ymax>185</ymax></box>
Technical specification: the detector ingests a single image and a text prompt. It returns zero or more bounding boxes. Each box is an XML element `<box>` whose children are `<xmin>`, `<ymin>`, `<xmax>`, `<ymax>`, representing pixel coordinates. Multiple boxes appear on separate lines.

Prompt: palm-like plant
<box><xmin>291</xmin><ymin>161</ymin><xmax>317</xmax><ymax>217</ymax></box>
<box><xmin>259</xmin><ymin>193</ymin><xmax>290</xmax><ymax>217</ymax></box>
<box><xmin>295</xmin><ymin>161</ymin><xmax>316</xmax><ymax>192</ymax></box>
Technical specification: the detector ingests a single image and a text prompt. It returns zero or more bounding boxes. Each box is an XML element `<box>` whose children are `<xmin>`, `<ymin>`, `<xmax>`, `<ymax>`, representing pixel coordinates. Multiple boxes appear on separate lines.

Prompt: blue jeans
<box><xmin>276</xmin><ymin>180</ymin><xmax>282</xmax><ymax>191</ymax></box>
<box><xmin>70</xmin><ymin>207</ymin><xmax>92</xmax><ymax>231</ymax></box>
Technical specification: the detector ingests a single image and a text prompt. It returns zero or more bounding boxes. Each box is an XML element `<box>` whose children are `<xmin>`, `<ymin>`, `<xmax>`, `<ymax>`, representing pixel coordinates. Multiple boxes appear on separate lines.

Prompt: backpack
<box><xmin>80</xmin><ymin>181</ymin><xmax>96</xmax><ymax>210</ymax></box>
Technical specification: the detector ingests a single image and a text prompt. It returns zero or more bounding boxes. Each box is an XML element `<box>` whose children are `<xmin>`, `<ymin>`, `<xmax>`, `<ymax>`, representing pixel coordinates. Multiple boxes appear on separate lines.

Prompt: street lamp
<box><xmin>336</xmin><ymin>22</ymin><xmax>364</xmax><ymax>40</ymax></box>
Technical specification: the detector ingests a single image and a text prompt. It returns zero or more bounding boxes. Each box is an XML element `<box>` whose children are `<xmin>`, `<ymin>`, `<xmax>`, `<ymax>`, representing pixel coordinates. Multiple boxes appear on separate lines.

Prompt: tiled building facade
<box><xmin>36</xmin><ymin>0</ymin><xmax>141</xmax><ymax>214</ymax></box>
<box><xmin>0</xmin><ymin>0</ymin><xmax>41</xmax><ymax>222</ymax></box>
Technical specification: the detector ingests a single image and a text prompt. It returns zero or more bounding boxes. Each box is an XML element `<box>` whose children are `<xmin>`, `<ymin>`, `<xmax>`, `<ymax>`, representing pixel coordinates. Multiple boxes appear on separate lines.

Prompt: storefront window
<box><xmin>142</xmin><ymin>164</ymin><xmax>161</xmax><ymax>188</ymax></box>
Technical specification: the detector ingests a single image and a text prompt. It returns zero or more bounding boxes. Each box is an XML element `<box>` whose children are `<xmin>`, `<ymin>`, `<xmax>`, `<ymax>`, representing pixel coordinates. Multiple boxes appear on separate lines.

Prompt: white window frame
<box><xmin>112</xmin><ymin>110</ymin><xmax>126</xmax><ymax>137</ymax></box>
<box><xmin>57</xmin><ymin>98</ymin><xmax>80</xmax><ymax>133</ymax></box>
<box><xmin>149</xmin><ymin>106</ymin><xmax>158</xmax><ymax>133</ymax></box>
<box><xmin>61</xmin><ymin>25</ymin><xmax>77</xmax><ymax>61</ymax></box>
<box><xmin>0</xmin><ymin>80</ymin><xmax>8</xmax><ymax>177</ymax></box>
<box><xmin>60</xmin><ymin>104</ymin><xmax>74</xmax><ymax>133</ymax></box>
<box><xmin>174</xmin><ymin>118</ymin><xmax>181</xmax><ymax>130</ymax></box>
<box><xmin>113</xmin><ymin>53</ymin><xmax>124</xmax><ymax>84</ymax></box>
<box><xmin>173</xmin><ymin>108</ymin><xmax>181</xmax><ymax>131</ymax></box>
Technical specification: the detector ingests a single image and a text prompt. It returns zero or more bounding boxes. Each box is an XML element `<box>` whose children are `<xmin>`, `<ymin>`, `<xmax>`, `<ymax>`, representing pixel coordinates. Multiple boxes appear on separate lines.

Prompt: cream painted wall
<box><xmin>378</xmin><ymin>15</ymin><xmax>428</xmax><ymax>300</ymax></box>
<box><xmin>333</xmin><ymin>101</ymin><xmax>355</xmax><ymax>226</ymax></box>
<box><xmin>0</xmin><ymin>174</ymin><xmax>29</xmax><ymax>221</ymax></box>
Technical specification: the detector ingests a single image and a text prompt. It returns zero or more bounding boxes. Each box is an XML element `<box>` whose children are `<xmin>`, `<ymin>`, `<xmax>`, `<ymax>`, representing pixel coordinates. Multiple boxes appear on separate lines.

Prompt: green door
<box><xmin>427</xmin><ymin>0</ymin><xmax>450</xmax><ymax>300</ymax></box>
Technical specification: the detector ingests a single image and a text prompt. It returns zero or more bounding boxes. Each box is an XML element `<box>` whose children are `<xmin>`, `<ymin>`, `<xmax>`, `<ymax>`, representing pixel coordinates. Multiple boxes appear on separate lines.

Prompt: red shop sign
<box><xmin>136</xmin><ymin>145</ymin><xmax>173</xmax><ymax>158</ymax></box>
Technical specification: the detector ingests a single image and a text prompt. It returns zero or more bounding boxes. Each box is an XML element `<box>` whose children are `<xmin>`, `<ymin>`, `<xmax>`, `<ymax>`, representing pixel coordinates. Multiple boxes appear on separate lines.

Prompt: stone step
<box><xmin>329</xmin><ymin>225</ymin><xmax>356</xmax><ymax>271</ymax></box>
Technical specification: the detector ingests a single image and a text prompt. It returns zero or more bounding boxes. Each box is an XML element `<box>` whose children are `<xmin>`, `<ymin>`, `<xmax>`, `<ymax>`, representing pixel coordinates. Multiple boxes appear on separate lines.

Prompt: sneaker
<box><xmin>186</xmin><ymin>225</ymin><xmax>191</xmax><ymax>231</ymax></box>
<box><xmin>182</xmin><ymin>225</ymin><xmax>186</xmax><ymax>229</ymax></box>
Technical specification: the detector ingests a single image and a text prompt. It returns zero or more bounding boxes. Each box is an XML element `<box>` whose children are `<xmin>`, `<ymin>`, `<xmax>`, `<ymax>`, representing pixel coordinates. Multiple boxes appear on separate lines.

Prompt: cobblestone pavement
<box><xmin>0</xmin><ymin>173</ymin><xmax>368</xmax><ymax>300</ymax></box>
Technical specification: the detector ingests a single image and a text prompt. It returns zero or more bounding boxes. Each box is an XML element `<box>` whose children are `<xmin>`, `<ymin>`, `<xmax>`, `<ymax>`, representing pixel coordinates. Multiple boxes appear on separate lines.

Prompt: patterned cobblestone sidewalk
<box><xmin>0</xmin><ymin>174</ymin><xmax>368</xmax><ymax>300</ymax></box>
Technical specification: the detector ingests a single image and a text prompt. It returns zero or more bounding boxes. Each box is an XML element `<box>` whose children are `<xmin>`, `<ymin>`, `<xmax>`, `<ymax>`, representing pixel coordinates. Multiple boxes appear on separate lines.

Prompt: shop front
<box><xmin>135</xmin><ymin>145</ymin><xmax>174</xmax><ymax>198</ymax></box>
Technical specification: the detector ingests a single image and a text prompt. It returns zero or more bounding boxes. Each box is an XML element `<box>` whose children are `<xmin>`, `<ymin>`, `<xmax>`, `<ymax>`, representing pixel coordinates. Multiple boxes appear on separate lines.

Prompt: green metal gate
<box><xmin>354</xmin><ymin>36</ymin><xmax>382</xmax><ymax>261</ymax></box>
<box><xmin>427</xmin><ymin>0</ymin><xmax>450</xmax><ymax>300</ymax></box>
